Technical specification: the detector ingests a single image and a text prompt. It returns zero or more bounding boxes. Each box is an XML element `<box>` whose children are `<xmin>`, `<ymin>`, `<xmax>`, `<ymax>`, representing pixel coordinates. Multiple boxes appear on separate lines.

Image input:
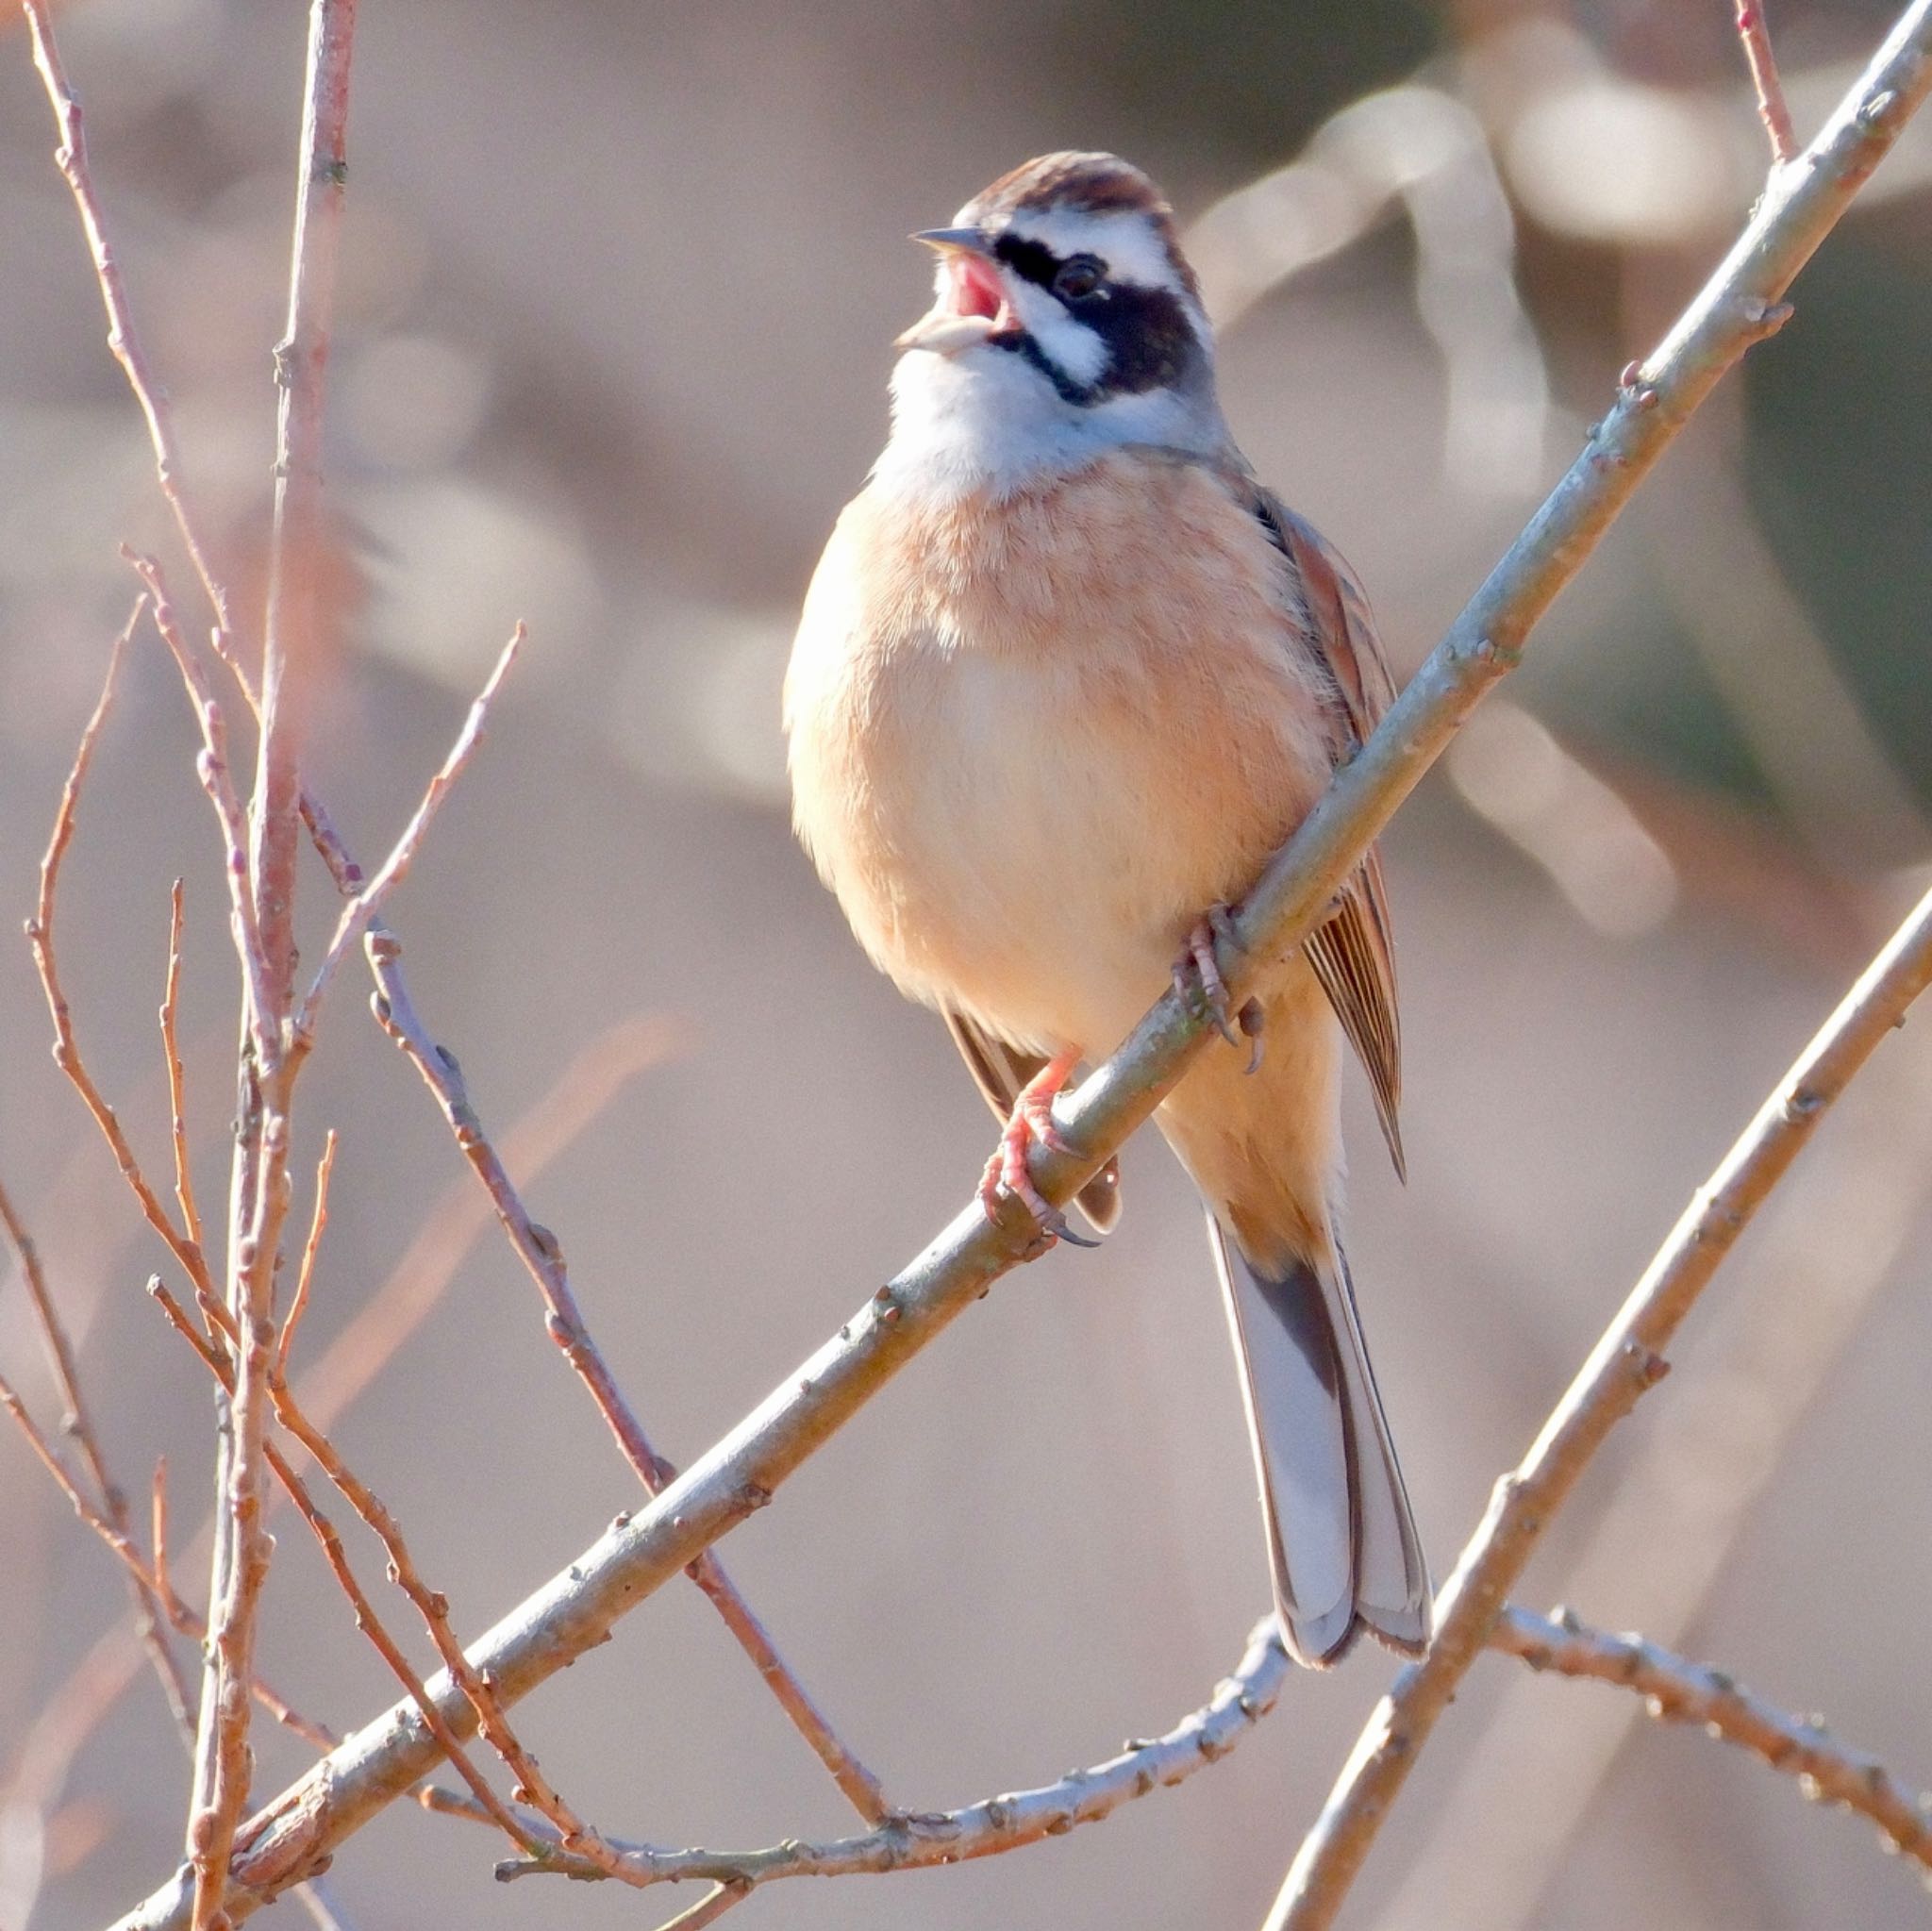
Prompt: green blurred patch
<box><xmin>1745</xmin><ymin>227</ymin><xmax>1932</xmax><ymax>806</ymax></box>
<box><xmin>1042</xmin><ymin>0</ymin><xmax>1441</xmax><ymax>162</ymax></box>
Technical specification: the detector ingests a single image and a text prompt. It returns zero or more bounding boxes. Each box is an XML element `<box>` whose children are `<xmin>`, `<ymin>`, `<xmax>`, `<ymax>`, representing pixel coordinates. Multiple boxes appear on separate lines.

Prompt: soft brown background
<box><xmin>3</xmin><ymin>2</ymin><xmax>1931</xmax><ymax>1928</ymax></box>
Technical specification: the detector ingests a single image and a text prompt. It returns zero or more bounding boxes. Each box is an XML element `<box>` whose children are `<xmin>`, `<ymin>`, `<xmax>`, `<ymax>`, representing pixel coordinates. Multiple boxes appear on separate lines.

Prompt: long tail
<box><xmin>1208</xmin><ymin>1221</ymin><xmax>1431</xmax><ymax>1667</ymax></box>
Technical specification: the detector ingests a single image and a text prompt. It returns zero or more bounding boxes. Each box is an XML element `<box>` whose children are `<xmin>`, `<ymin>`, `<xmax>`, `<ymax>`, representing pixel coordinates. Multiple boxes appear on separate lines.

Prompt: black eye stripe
<box><xmin>986</xmin><ymin>228</ymin><xmax>1205</xmax><ymax>406</ymax></box>
<box><xmin>991</xmin><ymin>233</ymin><xmax>1060</xmax><ymax>289</ymax></box>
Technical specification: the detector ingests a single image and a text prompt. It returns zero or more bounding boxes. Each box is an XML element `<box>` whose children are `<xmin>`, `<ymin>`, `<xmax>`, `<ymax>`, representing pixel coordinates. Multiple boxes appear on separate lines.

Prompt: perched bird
<box><xmin>784</xmin><ymin>152</ymin><xmax>1429</xmax><ymax>1666</ymax></box>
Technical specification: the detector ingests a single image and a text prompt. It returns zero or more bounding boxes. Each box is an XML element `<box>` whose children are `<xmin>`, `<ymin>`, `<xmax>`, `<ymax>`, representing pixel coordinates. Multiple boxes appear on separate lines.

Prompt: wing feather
<box><xmin>1246</xmin><ymin>482</ymin><xmax>1406</xmax><ymax>1179</ymax></box>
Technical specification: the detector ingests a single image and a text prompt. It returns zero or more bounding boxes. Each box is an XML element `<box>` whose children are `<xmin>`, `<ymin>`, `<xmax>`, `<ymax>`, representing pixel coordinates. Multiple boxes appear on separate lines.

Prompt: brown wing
<box><xmin>943</xmin><ymin>1009</ymin><xmax>1123</xmax><ymax>1233</ymax></box>
<box><xmin>1248</xmin><ymin>485</ymin><xmax>1406</xmax><ymax>1182</ymax></box>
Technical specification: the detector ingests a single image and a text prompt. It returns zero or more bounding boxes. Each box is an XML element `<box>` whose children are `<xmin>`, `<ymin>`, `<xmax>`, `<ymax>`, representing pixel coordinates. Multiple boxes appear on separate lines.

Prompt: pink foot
<box><xmin>1173</xmin><ymin>905</ymin><xmax>1265</xmax><ymax>1071</ymax></box>
<box><xmin>977</xmin><ymin>1047</ymin><xmax>1096</xmax><ymax>1252</ymax></box>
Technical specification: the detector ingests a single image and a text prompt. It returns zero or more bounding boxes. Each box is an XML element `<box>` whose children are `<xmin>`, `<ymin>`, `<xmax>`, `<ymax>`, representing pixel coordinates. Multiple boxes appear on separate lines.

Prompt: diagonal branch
<box><xmin>0</xmin><ymin>1174</ymin><xmax>193</xmax><ymax>1741</ymax></box>
<box><xmin>1491</xmin><ymin>1606</ymin><xmax>1932</xmax><ymax>1872</ymax></box>
<box><xmin>98</xmin><ymin>8</ymin><xmax>1932</xmax><ymax>1923</ymax></box>
<box><xmin>366</xmin><ymin>929</ymin><xmax>892</xmax><ymax>1824</ymax></box>
<box><xmin>1267</xmin><ymin>881</ymin><xmax>1932</xmax><ymax>1928</ymax></box>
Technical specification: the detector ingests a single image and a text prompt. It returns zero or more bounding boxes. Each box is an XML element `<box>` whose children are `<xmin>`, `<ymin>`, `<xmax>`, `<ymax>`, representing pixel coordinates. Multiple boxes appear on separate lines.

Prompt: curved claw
<box><xmin>977</xmin><ymin>1046</ymin><xmax>1094</xmax><ymax>1254</ymax></box>
<box><xmin>1174</xmin><ymin>905</ymin><xmax>1247</xmax><ymax>1051</ymax></box>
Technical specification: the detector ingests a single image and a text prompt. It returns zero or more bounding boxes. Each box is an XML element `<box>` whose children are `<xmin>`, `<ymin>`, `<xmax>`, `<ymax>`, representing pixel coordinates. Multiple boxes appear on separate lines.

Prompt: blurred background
<box><xmin>2</xmin><ymin>0</ymin><xmax>1930</xmax><ymax>1926</ymax></box>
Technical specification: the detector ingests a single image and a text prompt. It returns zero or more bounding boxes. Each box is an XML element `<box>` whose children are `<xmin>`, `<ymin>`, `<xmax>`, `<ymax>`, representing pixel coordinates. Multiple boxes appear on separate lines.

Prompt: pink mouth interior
<box><xmin>947</xmin><ymin>254</ymin><xmax>1008</xmax><ymax>324</ymax></box>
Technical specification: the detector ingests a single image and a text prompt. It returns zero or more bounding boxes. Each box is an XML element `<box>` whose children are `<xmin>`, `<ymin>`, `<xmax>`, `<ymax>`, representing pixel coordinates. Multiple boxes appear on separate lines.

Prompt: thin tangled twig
<box><xmin>142</xmin><ymin>1280</ymin><xmax>531</xmax><ymax>1855</ymax></box>
<box><xmin>1491</xmin><ymin>1605</ymin><xmax>1932</xmax><ymax>1871</ymax></box>
<box><xmin>0</xmin><ymin>1172</ymin><xmax>192</xmax><ymax>1741</ymax></box>
<box><xmin>0</xmin><ymin>1363</ymin><xmax>328</xmax><ymax>1751</ymax></box>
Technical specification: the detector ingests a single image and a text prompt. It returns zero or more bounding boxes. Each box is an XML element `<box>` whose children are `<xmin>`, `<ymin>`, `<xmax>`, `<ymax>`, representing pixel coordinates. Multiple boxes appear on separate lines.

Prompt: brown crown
<box><xmin>961</xmin><ymin>151</ymin><xmax>1200</xmax><ymax>300</ymax></box>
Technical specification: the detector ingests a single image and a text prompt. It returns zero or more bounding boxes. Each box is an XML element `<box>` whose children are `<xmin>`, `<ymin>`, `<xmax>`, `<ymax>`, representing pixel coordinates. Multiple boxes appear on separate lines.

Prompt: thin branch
<box><xmin>277</xmin><ymin>1132</ymin><xmax>337</xmax><ymax>1378</ymax></box>
<box><xmin>0</xmin><ymin>1174</ymin><xmax>193</xmax><ymax>1740</ymax></box>
<box><xmin>20</xmin><ymin>0</ymin><xmax>238</xmax><ymax>647</ymax></box>
<box><xmin>159</xmin><ymin>882</ymin><xmax>208</xmax><ymax>1257</ymax></box>
<box><xmin>1736</xmin><ymin>0</ymin><xmax>1801</xmax><ymax>163</ymax></box>
<box><xmin>1268</xmin><ymin>883</ymin><xmax>1932</xmax><ymax>1928</ymax></box>
<box><xmin>0</xmin><ymin>1367</ymin><xmax>325</xmax><ymax>1750</ymax></box>
<box><xmin>425</xmin><ymin>1616</ymin><xmax>1286</xmax><ymax>1896</ymax></box>
<box><xmin>142</xmin><ymin>1279</ymin><xmax>530</xmax><ymax>1853</ymax></box>
<box><xmin>126</xmin><ymin>550</ymin><xmax>275</xmax><ymax>1059</ymax></box>
<box><xmin>10</xmin><ymin>1022</ymin><xmax>671</xmax><ymax>1823</ymax></box>
<box><xmin>367</xmin><ymin>930</ymin><xmax>891</xmax><ymax>1825</ymax></box>
<box><xmin>1491</xmin><ymin>1605</ymin><xmax>1932</xmax><ymax>1871</ymax></box>
<box><xmin>26</xmin><ymin>599</ymin><xmax>217</xmax><ymax>1307</ymax></box>
<box><xmin>290</xmin><ymin>626</ymin><xmax>523</xmax><ymax>1058</ymax></box>
<box><xmin>188</xmin><ymin>2</ymin><xmax>360</xmax><ymax>1909</ymax></box>
<box><xmin>266</xmin><ymin>1370</ymin><xmax>615</xmax><ymax>1870</ymax></box>
<box><xmin>103</xmin><ymin>8</ymin><xmax>1932</xmax><ymax>1925</ymax></box>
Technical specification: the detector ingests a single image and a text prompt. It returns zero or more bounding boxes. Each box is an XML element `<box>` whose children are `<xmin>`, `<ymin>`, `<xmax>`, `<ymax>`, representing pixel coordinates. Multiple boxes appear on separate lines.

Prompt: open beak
<box><xmin>895</xmin><ymin>225</ymin><xmax>1012</xmax><ymax>355</ymax></box>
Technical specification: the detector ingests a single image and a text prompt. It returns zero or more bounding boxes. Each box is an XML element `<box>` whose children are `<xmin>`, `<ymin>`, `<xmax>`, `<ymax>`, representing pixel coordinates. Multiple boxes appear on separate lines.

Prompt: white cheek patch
<box><xmin>1004</xmin><ymin>279</ymin><xmax>1108</xmax><ymax>387</ymax></box>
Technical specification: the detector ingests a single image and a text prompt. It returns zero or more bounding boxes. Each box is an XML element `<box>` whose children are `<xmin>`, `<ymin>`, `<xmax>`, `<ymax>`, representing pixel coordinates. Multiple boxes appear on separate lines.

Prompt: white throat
<box><xmin>873</xmin><ymin>343</ymin><xmax>1228</xmax><ymax>504</ymax></box>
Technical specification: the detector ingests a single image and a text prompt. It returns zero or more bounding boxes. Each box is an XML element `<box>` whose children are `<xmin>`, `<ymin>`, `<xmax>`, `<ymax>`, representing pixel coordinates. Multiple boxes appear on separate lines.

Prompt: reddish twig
<box><xmin>267</xmin><ymin>1377</ymin><xmax>625</xmax><ymax>1874</ymax></box>
<box><xmin>0</xmin><ymin>1173</ymin><xmax>193</xmax><ymax>1741</ymax></box>
<box><xmin>367</xmin><ymin>932</ymin><xmax>892</xmax><ymax>1824</ymax></box>
<box><xmin>188</xmin><ymin>5</ymin><xmax>361</xmax><ymax>1915</ymax></box>
<box><xmin>290</xmin><ymin>627</ymin><xmax>524</xmax><ymax>1059</ymax></box>
<box><xmin>0</xmin><ymin>1368</ymin><xmax>325</xmax><ymax>1750</ymax></box>
<box><xmin>26</xmin><ymin>601</ymin><xmax>218</xmax><ymax>1310</ymax></box>
<box><xmin>277</xmin><ymin>1132</ymin><xmax>337</xmax><ymax>1378</ymax></box>
<box><xmin>159</xmin><ymin>882</ymin><xmax>208</xmax><ymax>1258</ymax></box>
<box><xmin>20</xmin><ymin>0</ymin><xmax>238</xmax><ymax>648</ymax></box>
<box><xmin>142</xmin><ymin>1280</ymin><xmax>529</xmax><ymax>1853</ymax></box>
<box><xmin>127</xmin><ymin>551</ymin><xmax>274</xmax><ymax>1047</ymax></box>
<box><xmin>10</xmin><ymin>1021</ymin><xmax>672</xmax><ymax>1821</ymax></box>
<box><xmin>1735</xmin><ymin>0</ymin><xmax>1801</xmax><ymax>163</ymax></box>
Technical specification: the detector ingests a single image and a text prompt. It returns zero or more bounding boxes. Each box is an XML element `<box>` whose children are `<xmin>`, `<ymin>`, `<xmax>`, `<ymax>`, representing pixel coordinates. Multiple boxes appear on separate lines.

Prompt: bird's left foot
<box><xmin>1174</xmin><ymin>906</ymin><xmax>1265</xmax><ymax>1072</ymax></box>
<box><xmin>978</xmin><ymin>1047</ymin><xmax>1097</xmax><ymax>1254</ymax></box>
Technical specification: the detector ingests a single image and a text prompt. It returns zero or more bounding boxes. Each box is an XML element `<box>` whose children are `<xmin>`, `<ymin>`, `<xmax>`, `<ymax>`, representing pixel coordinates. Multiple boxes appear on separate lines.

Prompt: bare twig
<box><xmin>11</xmin><ymin>1021</ymin><xmax>670</xmax><ymax>1827</ymax></box>
<box><xmin>0</xmin><ymin>1174</ymin><xmax>193</xmax><ymax>1740</ymax></box>
<box><xmin>127</xmin><ymin>551</ymin><xmax>275</xmax><ymax>1067</ymax></box>
<box><xmin>0</xmin><ymin>1368</ymin><xmax>325</xmax><ymax>1749</ymax></box>
<box><xmin>187</xmin><ymin>5</ymin><xmax>360</xmax><ymax>1918</ymax></box>
<box><xmin>101</xmin><ymin>11</ymin><xmax>1932</xmax><ymax>1922</ymax></box>
<box><xmin>1737</xmin><ymin>0</ymin><xmax>1802</xmax><ymax>163</ymax></box>
<box><xmin>1491</xmin><ymin>1605</ymin><xmax>1932</xmax><ymax>1872</ymax></box>
<box><xmin>266</xmin><ymin>1371</ymin><xmax>617</xmax><ymax>1871</ymax></box>
<box><xmin>26</xmin><ymin>601</ymin><xmax>217</xmax><ymax>1307</ymax></box>
<box><xmin>142</xmin><ymin>1280</ymin><xmax>529</xmax><ymax>1853</ymax></box>
<box><xmin>291</xmin><ymin>628</ymin><xmax>523</xmax><ymax>1057</ymax></box>
<box><xmin>1268</xmin><ymin>870</ymin><xmax>1932</xmax><ymax>1928</ymax></box>
<box><xmin>425</xmin><ymin>1616</ymin><xmax>1287</xmax><ymax>1898</ymax></box>
<box><xmin>367</xmin><ymin>932</ymin><xmax>891</xmax><ymax>1824</ymax></box>
<box><xmin>160</xmin><ymin>882</ymin><xmax>208</xmax><ymax>1257</ymax></box>
<box><xmin>277</xmin><ymin>1132</ymin><xmax>337</xmax><ymax>1378</ymax></box>
<box><xmin>20</xmin><ymin>0</ymin><xmax>238</xmax><ymax>646</ymax></box>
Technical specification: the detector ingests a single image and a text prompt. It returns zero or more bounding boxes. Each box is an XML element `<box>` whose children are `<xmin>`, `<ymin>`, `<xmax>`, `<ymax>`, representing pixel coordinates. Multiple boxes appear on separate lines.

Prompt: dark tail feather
<box><xmin>1208</xmin><ymin>1222</ymin><xmax>1431</xmax><ymax>1667</ymax></box>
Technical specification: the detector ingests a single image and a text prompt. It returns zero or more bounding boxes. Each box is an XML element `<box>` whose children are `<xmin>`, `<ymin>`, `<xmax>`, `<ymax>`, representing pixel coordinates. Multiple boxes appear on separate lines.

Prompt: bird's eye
<box><xmin>1053</xmin><ymin>256</ymin><xmax>1105</xmax><ymax>301</ymax></box>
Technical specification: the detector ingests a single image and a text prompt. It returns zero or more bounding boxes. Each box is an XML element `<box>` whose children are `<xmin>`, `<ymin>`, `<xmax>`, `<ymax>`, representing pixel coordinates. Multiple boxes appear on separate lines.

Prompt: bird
<box><xmin>783</xmin><ymin>151</ymin><xmax>1430</xmax><ymax>1667</ymax></box>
